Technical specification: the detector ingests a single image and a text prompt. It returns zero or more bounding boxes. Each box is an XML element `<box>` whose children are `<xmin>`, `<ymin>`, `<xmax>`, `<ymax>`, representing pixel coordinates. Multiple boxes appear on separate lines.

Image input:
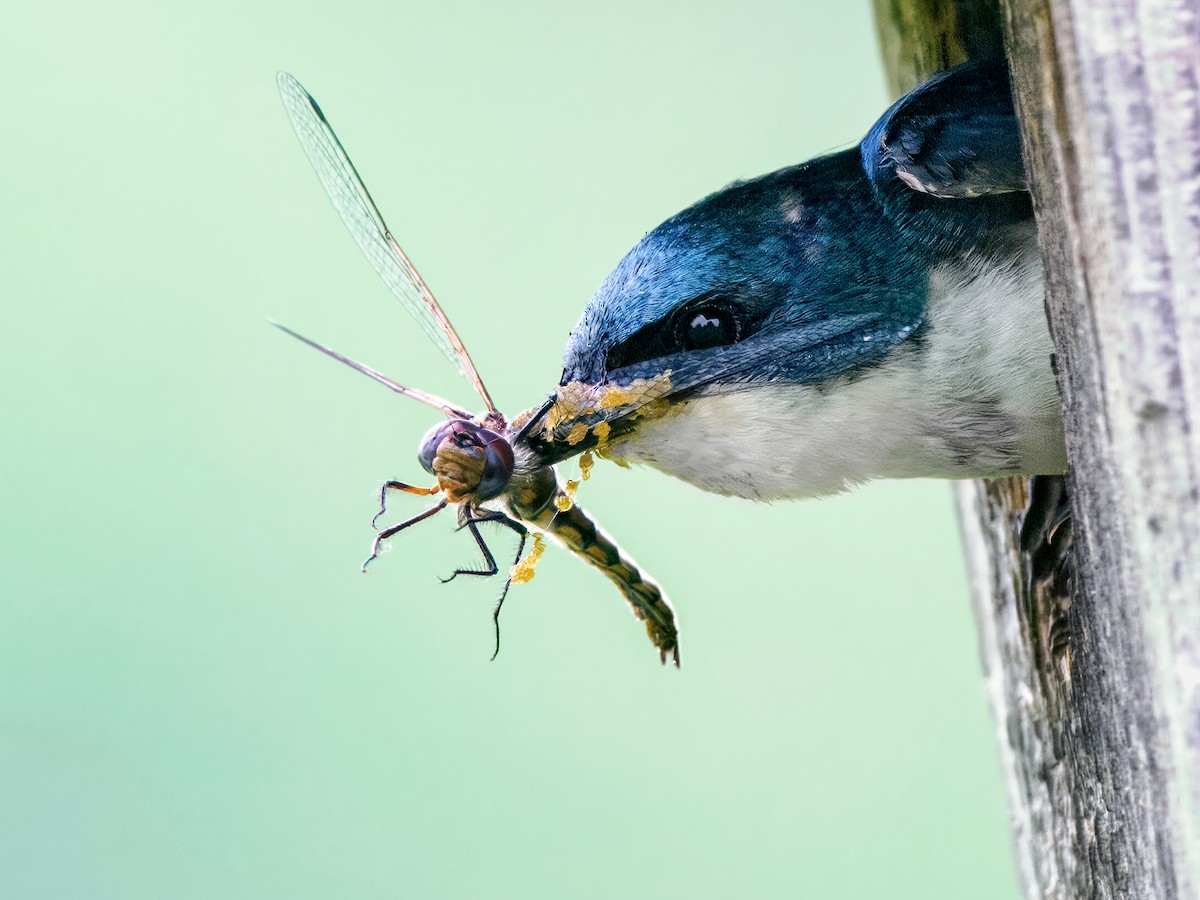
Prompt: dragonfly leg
<box><xmin>371</xmin><ymin>479</ymin><xmax>440</xmax><ymax>529</ymax></box>
<box><xmin>441</xmin><ymin>508</ymin><xmax>529</xmax><ymax>661</ymax></box>
<box><xmin>441</xmin><ymin>518</ymin><xmax>497</xmax><ymax>581</ymax></box>
<box><xmin>489</xmin><ymin>518</ymin><xmax>528</xmax><ymax>662</ymax></box>
<box><xmin>442</xmin><ymin>508</ymin><xmax>527</xmax><ymax>582</ymax></box>
<box><xmin>362</xmin><ymin>499</ymin><xmax>448</xmax><ymax>572</ymax></box>
<box><xmin>475</xmin><ymin>511</ymin><xmax>532</xmax><ymax>667</ymax></box>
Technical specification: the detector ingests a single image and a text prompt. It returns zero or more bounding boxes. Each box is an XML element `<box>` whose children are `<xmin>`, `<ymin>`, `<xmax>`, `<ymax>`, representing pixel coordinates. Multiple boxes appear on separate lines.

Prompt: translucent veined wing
<box><xmin>268</xmin><ymin>320</ymin><xmax>475</xmax><ymax>419</ymax></box>
<box><xmin>277</xmin><ymin>72</ymin><xmax>497</xmax><ymax>415</ymax></box>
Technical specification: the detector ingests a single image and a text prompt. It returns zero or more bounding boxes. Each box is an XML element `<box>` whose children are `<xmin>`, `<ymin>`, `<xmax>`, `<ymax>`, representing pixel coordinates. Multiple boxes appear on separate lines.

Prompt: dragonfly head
<box><xmin>419</xmin><ymin>419</ymin><xmax>514</xmax><ymax>504</ymax></box>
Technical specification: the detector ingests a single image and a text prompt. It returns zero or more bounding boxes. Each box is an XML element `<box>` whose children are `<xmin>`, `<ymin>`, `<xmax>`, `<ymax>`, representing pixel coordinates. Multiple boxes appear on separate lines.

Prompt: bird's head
<box><xmin>512</xmin><ymin>151</ymin><xmax>939</xmax><ymax>498</ymax></box>
<box><xmin>511</xmin><ymin>60</ymin><xmax>1059</xmax><ymax>498</ymax></box>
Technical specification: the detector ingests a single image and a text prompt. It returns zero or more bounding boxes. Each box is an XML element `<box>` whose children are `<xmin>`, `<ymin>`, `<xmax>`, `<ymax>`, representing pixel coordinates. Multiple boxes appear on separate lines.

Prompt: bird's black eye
<box><xmin>680</xmin><ymin>306</ymin><xmax>738</xmax><ymax>350</ymax></box>
<box><xmin>603</xmin><ymin>293</ymin><xmax>756</xmax><ymax>373</ymax></box>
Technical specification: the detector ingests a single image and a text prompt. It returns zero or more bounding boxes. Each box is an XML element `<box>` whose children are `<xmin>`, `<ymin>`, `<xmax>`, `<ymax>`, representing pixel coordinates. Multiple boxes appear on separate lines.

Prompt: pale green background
<box><xmin>1</xmin><ymin>2</ymin><xmax>1021</xmax><ymax>898</ymax></box>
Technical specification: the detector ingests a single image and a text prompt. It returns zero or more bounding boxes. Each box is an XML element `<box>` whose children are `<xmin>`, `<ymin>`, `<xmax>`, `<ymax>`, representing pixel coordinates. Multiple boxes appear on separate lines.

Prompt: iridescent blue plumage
<box><xmin>563</xmin><ymin>150</ymin><xmax>932</xmax><ymax>390</ymax></box>
<box><xmin>521</xmin><ymin>59</ymin><xmax>1066</xmax><ymax>499</ymax></box>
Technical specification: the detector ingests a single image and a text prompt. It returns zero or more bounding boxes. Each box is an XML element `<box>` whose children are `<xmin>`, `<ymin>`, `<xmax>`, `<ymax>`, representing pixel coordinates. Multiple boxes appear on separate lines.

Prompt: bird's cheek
<box><xmin>593</xmin><ymin>399</ymin><xmax>695</xmax><ymax>466</ymax></box>
<box><xmin>590</xmin><ymin>394</ymin><xmax>794</xmax><ymax>499</ymax></box>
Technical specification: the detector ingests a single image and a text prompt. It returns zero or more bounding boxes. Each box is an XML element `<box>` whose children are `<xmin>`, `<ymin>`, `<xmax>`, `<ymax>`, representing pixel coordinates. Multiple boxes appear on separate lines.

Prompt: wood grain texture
<box><xmin>1000</xmin><ymin>2</ymin><xmax>1200</xmax><ymax>896</ymax></box>
<box><xmin>876</xmin><ymin>1</ymin><xmax>1200</xmax><ymax>897</ymax></box>
<box><xmin>874</xmin><ymin>0</ymin><xmax>1004</xmax><ymax>93</ymax></box>
<box><xmin>873</xmin><ymin>5</ymin><xmax>1077</xmax><ymax>895</ymax></box>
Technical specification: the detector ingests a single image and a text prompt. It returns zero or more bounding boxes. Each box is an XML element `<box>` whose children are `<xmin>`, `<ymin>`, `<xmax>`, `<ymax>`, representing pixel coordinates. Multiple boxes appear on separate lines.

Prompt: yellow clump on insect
<box><xmin>510</xmin><ymin>532</ymin><xmax>547</xmax><ymax>584</ymax></box>
<box><xmin>565</xmin><ymin>422</ymin><xmax>590</xmax><ymax>446</ymax></box>
<box><xmin>542</xmin><ymin>376</ymin><xmax>674</xmax><ymax>434</ymax></box>
<box><xmin>553</xmin><ymin>450</ymin><xmax>596</xmax><ymax>511</ymax></box>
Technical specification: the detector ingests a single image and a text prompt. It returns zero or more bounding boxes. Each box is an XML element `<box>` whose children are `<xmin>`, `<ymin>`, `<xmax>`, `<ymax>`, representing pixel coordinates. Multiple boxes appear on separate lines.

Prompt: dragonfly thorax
<box><xmin>418</xmin><ymin>419</ymin><xmax>514</xmax><ymax>504</ymax></box>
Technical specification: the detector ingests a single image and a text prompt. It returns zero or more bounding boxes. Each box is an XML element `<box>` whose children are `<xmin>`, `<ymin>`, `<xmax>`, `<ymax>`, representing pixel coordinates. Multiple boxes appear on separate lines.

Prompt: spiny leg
<box><xmin>489</xmin><ymin>518</ymin><xmax>528</xmax><ymax>662</ymax></box>
<box><xmin>372</xmin><ymin>480</ymin><xmax>440</xmax><ymax>529</ymax></box>
<box><xmin>438</xmin><ymin>507</ymin><xmax>529</xmax><ymax>661</ymax></box>
<box><xmin>441</xmin><ymin>508</ymin><xmax>528</xmax><ymax>582</ymax></box>
<box><xmin>456</xmin><ymin>511</ymin><xmax>528</xmax><ymax>667</ymax></box>
<box><xmin>362</xmin><ymin>499</ymin><xmax>448</xmax><ymax>572</ymax></box>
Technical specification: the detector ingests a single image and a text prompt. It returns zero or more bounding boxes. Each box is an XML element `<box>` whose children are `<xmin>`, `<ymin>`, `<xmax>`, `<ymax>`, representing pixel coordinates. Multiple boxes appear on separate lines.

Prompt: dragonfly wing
<box><xmin>277</xmin><ymin>72</ymin><xmax>497</xmax><ymax>412</ymax></box>
<box><xmin>268</xmin><ymin>320</ymin><xmax>474</xmax><ymax>419</ymax></box>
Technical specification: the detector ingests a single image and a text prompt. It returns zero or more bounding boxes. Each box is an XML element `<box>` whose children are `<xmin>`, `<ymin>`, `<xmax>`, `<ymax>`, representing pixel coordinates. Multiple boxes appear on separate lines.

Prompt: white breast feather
<box><xmin>603</xmin><ymin>238</ymin><xmax>1067</xmax><ymax>500</ymax></box>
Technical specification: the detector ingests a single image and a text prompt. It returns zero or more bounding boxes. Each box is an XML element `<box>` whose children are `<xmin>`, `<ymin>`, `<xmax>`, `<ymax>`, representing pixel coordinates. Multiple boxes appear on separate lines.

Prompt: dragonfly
<box><xmin>273</xmin><ymin>72</ymin><xmax>679</xmax><ymax>665</ymax></box>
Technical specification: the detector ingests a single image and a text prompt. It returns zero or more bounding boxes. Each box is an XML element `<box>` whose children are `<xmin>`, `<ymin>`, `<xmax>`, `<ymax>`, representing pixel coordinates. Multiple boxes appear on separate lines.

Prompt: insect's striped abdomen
<box><xmin>506</xmin><ymin>468</ymin><xmax>679</xmax><ymax>665</ymax></box>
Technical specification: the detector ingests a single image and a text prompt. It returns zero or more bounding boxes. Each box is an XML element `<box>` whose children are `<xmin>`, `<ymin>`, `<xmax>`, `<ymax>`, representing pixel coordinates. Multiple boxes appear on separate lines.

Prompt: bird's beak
<box><xmin>509</xmin><ymin>372</ymin><xmax>679</xmax><ymax>471</ymax></box>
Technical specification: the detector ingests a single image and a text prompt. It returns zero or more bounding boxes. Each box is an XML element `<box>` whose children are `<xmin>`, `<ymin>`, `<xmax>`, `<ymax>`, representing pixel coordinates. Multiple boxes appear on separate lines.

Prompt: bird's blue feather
<box><xmin>520</xmin><ymin>60</ymin><xmax>1065</xmax><ymax>496</ymax></box>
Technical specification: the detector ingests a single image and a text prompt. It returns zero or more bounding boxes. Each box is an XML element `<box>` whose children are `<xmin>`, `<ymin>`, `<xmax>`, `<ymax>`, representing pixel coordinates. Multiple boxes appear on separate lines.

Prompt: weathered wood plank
<box><xmin>1001</xmin><ymin>2</ymin><xmax>1200</xmax><ymax>896</ymax></box>
<box><xmin>874</xmin><ymin>0</ymin><xmax>1004</xmax><ymax>93</ymax></box>
<box><xmin>872</xmin><ymin>3</ymin><xmax>1078</xmax><ymax>894</ymax></box>
<box><xmin>878</xmin><ymin>1</ymin><xmax>1200</xmax><ymax>897</ymax></box>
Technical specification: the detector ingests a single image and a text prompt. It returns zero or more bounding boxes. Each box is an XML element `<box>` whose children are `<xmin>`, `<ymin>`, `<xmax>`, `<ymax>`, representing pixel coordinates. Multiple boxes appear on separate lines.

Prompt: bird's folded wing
<box><xmin>861</xmin><ymin>58</ymin><xmax>1027</xmax><ymax>200</ymax></box>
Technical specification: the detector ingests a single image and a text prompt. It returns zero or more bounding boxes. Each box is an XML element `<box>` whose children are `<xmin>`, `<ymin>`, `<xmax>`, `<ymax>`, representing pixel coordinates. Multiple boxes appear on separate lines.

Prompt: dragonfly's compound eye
<box><xmin>417</xmin><ymin>420</ymin><xmax>461</xmax><ymax>474</ymax></box>
<box><xmin>417</xmin><ymin>419</ymin><xmax>515</xmax><ymax>502</ymax></box>
<box><xmin>475</xmin><ymin>428</ymin><xmax>516</xmax><ymax>500</ymax></box>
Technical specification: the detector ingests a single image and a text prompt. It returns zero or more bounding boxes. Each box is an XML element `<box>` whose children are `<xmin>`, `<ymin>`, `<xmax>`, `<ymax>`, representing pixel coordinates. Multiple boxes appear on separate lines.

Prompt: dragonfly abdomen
<box><xmin>507</xmin><ymin>469</ymin><xmax>679</xmax><ymax>665</ymax></box>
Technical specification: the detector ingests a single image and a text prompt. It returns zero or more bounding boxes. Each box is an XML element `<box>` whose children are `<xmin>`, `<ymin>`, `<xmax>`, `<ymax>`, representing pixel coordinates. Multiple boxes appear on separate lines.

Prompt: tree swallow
<box><xmin>515</xmin><ymin>58</ymin><xmax>1066</xmax><ymax>500</ymax></box>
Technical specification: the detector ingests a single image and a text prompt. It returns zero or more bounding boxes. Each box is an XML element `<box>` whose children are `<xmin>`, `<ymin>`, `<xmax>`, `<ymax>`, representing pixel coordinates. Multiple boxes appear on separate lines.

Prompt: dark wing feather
<box><xmin>862</xmin><ymin>58</ymin><xmax>1026</xmax><ymax>200</ymax></box>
